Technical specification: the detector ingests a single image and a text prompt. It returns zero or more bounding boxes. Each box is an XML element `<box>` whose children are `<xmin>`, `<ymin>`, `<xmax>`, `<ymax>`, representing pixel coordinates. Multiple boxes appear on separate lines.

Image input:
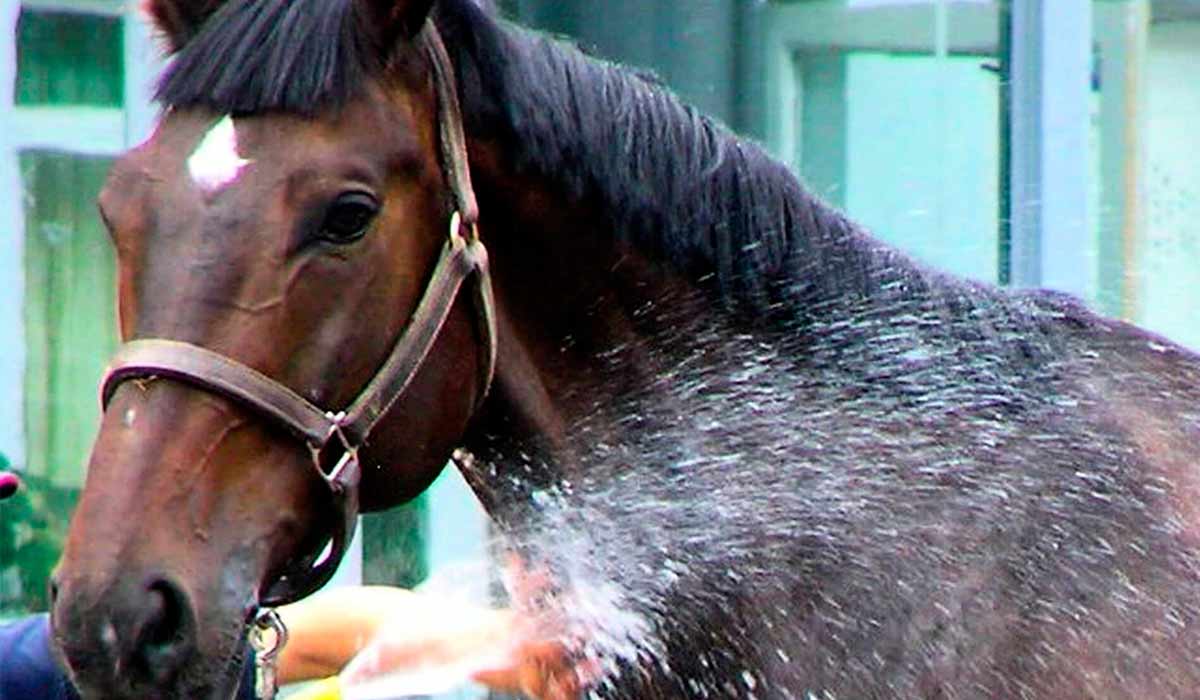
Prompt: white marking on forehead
<box><xmin>187</xmin><ymin>115</ymin><xmax>252</xmax><ymax>193</ymax></box>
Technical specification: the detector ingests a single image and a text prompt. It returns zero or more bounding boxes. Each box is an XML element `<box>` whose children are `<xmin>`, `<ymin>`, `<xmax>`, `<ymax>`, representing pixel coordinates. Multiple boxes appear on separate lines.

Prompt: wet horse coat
<box><xmin>52</xmin><ymin>0</ymin><xmax>1200</xmax><ymax>698</ymax></box>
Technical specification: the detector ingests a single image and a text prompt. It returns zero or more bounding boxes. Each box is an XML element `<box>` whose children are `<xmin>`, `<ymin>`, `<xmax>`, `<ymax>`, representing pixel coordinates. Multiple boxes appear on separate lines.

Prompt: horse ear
<box><xmin>141</xmin><ymin>0</ymin><xmax>223</xmax><ymax>53</ymax></box>
<box><xmin>358</xmin><ymin>0</ymin><xmax>437</xmax><ymax>47</ymax></box>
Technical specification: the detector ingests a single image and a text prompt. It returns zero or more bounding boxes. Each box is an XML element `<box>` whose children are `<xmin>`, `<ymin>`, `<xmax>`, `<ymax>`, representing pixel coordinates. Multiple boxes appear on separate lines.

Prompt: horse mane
<box><xmin>434</xmin><ymin>0</ymin><xmax>939</xmax><ymax>318</ymax></box>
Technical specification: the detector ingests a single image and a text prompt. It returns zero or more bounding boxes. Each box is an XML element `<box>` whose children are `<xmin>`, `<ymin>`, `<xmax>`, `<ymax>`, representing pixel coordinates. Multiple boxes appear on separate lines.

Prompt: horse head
<box><xmin>51</xmin><ymin>1</ymin><xmax>492</xmax><ymax>696</ymax></box>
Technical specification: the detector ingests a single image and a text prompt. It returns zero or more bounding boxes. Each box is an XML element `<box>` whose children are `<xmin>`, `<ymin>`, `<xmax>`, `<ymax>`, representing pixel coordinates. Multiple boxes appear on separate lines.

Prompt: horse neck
<box><xmin>459</xmin><ymin>142</ymin><xmax>924</xmax><ymax>524</ymax></box>
<box><xmin>456</xmin><ymin>150</ymin><xmax>681</xmax><ymax>514</ymax></box>
<box><xmin>447</xmin><ymin>10</ymin><xmax>939</xmax><ymax>517</ymax></box>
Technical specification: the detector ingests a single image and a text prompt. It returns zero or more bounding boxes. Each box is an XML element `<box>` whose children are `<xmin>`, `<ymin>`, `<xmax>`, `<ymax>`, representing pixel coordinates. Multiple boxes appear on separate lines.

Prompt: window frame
<box><xmin>749</xmin><ymin>0</ymin><xmax>1151</xmax><ymax>315</ymax></box>
<box><xmin>0</xmin><ymin>0</ymin><xmax>157</xmax><ymax>471</ymax></box>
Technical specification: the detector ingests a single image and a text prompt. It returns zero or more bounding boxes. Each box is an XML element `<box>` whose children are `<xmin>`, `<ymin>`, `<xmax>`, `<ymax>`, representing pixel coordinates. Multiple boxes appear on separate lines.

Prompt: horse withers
<box><xmin>52</xmin><ymin>0</ymin><xmax>1200</xmax><ymax>698</ymax></box>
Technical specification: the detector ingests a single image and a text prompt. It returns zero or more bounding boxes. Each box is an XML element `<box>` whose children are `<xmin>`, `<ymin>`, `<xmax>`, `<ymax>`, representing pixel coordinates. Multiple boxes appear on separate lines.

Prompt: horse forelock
<box><xmin>155</xmin><ymin>0</ymin><xmax>380</xmax><ymax>116</ymax></box>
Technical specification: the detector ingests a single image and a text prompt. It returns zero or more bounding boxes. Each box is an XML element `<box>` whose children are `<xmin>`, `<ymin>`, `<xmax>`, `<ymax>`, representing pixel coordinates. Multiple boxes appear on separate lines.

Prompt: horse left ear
<box><xmin>141</xmin><ymin>0</ymin><xmax>223</xmax><ymax>53</ymax></box>
<box><xmin>358</xmin><ymin>0</ymin><xmax>437</xmax><ymax>48</ymax></box>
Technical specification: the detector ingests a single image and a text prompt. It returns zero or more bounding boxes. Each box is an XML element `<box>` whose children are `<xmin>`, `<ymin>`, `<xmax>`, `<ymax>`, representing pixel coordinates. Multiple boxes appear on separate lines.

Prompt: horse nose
<box><xmin>55</xmin><ymin>573</ymin><xmax>198</xmax><ymax>690</ymax></box>
<box><xmin>126</xmin><ymin>577</ymin><xmax>196</xmax><ymax>681</ymax></box>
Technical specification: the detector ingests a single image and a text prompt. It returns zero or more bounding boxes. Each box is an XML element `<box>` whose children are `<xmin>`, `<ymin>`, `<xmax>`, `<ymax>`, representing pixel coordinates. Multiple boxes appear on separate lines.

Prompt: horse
<box><xmin>50</xmin><ymin>0</ymin><xmax>1200</xmax><ymax>697</ymax></box>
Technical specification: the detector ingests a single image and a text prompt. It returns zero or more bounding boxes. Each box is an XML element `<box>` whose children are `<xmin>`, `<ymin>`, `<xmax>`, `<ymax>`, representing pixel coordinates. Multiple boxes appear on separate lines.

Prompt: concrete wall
<box><xmin>843</xmin><ymin>53</ymin><xmax>1001</xmax><ymax>283</ymax></box>
<box><xmin>1137</xmin><ymin>21</ymin><xmax>1200</xmax><ymax>349</ymax></box>
<box><xmin>509</xmin><ymin>0</ymin><xmax>742</xmax><ymax>128</ymax></box>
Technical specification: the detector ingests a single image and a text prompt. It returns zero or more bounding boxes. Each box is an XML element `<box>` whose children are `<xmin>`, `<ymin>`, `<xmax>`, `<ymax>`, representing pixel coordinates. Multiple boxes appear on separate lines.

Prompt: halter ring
<box><xmin>307</xmin><ymin>412</ymin><xmax>359</xmax><ymax>491</ymax></box>
<box><xmin>249</xmin><ymin>608</ymin><xmax>288</xmax><ymax>659</ymax></box>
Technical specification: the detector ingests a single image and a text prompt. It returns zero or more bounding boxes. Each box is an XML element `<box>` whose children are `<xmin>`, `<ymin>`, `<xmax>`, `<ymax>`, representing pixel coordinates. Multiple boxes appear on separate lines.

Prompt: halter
<box><xmin>99</xmin><ymin>23</ymin><xmax>496</xmax><ymax>608</ymax></box>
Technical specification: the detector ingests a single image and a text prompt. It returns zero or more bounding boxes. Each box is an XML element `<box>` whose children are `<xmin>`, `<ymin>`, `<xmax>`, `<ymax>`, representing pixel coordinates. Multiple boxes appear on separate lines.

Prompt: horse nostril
<box><xmin>133</xmin><ymin>577</ymin><xmax>194</xmax><ymax>678</ymax></box>
<box><xmin>48</xmin><ymin>575</ymin><xmax>60</xmax><ymax>607</ymax></box>
<box><xmin>145</xmin><ymin>580</ymin><xmax>184</xmax><ymax>645</ymax></box>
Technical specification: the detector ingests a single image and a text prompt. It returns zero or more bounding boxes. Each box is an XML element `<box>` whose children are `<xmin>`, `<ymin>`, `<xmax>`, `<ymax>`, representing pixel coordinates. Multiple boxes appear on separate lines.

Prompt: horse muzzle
<box><xmin>51</xmin><ymin>569</ymin><xmax>201</xmax><ymax>697</ymax></box>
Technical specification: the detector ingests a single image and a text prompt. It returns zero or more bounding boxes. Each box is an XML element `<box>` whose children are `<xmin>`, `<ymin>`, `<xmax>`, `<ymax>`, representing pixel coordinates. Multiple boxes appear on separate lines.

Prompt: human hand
<box><xmin>330</xmin><ymin>556</ymin><xmax>599</xmax><ymax>700</ymax></box>
<box><xmin>334</xmin><ymin>596</ymin><xmax>596</xmax><ymax>699</ymax></box>
<box><xmin>335</xmin><ymin>595</ymin><xmax>517</xmax><ymax>692</ymax></box>
<box><xmin>468</xmin><ymin>555</ymin><xmax>601</xmax><ymax>700</ymax></box>
<box><xmin>471</xmin><ymin>636</ymin><xmax>598</xmax><ymax>700</ymax></box>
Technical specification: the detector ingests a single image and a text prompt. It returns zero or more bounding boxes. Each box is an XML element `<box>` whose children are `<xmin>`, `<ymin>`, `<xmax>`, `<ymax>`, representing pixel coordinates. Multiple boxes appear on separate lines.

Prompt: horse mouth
<box><xmin>68</xmin><ymin>656</ymin><xmax>247</xmax><ymax>700</ymax></box>
<box><xmin>54</xmin><ymin>610</ymin><xmax>251</xmax><ymax>700</ymax></box>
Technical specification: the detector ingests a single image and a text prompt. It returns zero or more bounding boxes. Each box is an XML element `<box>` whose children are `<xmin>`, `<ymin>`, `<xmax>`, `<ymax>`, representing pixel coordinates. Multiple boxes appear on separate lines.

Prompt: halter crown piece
<box><xmin>99</xmin><ymin>22</ymin><xmax>496</xmax><ymax>609</ymax></box>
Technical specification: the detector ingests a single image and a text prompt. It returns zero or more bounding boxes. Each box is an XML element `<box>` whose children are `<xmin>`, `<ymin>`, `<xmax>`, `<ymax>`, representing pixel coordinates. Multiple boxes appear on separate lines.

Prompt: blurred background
<box><xmin>0</xmin><ymin>0</ymin><xmax>1196</xmax><ymax>678</ymax></box>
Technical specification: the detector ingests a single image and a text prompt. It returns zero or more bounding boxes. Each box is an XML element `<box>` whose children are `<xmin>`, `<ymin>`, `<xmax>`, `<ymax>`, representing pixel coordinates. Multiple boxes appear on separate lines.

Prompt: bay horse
<box><xmin>51</xmin><ymin>0</ymin><xmax>1200</xmax><ymax>697</ymax></box>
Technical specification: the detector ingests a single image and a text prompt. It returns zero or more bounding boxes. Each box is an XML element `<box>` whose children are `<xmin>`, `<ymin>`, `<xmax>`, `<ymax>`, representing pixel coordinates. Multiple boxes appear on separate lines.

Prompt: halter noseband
<box><xmin>98</xmin><ymin>23</ymin><xmax>496</xmax><ymax>608</ymax></box>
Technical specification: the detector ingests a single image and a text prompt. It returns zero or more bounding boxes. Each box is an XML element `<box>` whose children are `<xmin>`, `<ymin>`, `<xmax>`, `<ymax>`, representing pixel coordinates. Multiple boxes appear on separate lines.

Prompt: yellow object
<box><xmin>284</xmin><ymin>676</ymin><xmax>342</xmax><ymax>700</ymax></box>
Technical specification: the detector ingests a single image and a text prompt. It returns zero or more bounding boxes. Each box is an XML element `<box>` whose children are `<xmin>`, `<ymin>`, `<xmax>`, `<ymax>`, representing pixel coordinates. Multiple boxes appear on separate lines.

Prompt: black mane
<box><xmin>156</xmin><ymin>0</ymin><xmax>379</xmax><ymax>115</ymax></box>
<box><xmin>434</xmin><ymin>0</ymin><xmax>938</xmax><ymax>316</ymax></box>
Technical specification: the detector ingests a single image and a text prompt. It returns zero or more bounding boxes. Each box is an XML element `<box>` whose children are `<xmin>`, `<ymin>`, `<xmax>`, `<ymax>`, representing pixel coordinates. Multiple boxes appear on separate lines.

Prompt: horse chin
<box><xmin>187</xmin><ymin>646</ymin><xmax>252</xmax><ymax>700</ymax></box>
<box><xmin>67</xmin><ymin>650</ymin><xmax>247</xmax><ymax>700</ymax></box>
<box><xmin>179</xmin><ymin>628</ymin><xmax>254</xmax><ymax>700</ymax></box>
<box><xmin>60</xmin><ymin>619</ymin><xmax>250</xmax><ymax>700</ymax></box>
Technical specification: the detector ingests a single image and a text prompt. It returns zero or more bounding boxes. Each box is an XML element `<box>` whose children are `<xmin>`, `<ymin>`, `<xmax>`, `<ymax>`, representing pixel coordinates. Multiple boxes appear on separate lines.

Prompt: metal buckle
<box><xmin>308</xmin><ymin>411</ymin><xmax>358</xmax><ymax>492</ymax></box>
<box><xmin>449</xmin><ymin>210</ymin><xmax>480</xmax><ymax>245</ymax></box>
<box><xmin>249</xmin><ymin>608</ymin><xmax>288</xmax><ymax>700</ymax></box>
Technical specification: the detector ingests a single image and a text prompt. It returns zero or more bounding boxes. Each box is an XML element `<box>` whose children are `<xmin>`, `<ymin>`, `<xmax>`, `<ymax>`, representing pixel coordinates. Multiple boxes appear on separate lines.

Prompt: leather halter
<box><xmin>99</xmin><ymin>23</ymin><xmax>496</xmax><ymax>607</ymax></box>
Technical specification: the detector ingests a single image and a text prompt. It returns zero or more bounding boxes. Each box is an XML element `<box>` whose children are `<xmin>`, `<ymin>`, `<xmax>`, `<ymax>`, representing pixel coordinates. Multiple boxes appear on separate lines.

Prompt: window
<box><xmin>753</xmin><ymin>1</ymin><xmax>1003</xmax><ymax>283</ymax></box>
<box><xmin>16</xmin><ymin>10</ymin><xmax>123</xmax><ymax>106</ymax></box>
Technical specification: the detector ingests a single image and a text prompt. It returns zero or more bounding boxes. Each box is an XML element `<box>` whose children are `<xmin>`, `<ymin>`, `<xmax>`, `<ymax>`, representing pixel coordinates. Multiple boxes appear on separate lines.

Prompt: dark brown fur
<box><xmin>53</xmin><ymin>1</ymin><xmax>1200</xmax><ymax>698</ymax></box>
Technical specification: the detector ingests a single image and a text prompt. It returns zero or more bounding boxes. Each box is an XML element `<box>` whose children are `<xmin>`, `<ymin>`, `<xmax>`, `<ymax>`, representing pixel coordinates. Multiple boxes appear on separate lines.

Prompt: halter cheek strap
<box><xmin>98</xmin><ymin>22</ymin><xmax>495</xmax><ymax>607</ymax></box>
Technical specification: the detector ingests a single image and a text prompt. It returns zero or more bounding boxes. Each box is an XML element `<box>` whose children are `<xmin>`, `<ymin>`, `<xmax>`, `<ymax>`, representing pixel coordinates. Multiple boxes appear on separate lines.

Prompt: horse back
<box><xmin>632</xmin><ymin>291</ymin><xmax>1200</xmax><ymax>699</ymax></box>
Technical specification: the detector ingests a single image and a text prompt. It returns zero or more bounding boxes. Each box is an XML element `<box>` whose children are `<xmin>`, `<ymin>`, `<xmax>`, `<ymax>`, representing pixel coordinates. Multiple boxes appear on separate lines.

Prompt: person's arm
<box><xmin>275</xmin><ymin>586</ymin><xmax>438</xmax><ymax>684</ymax></box>
<box><xmin>276</xmin><ymin>585</ymin><xmax>589</xmax><ymax>700</ymax></box>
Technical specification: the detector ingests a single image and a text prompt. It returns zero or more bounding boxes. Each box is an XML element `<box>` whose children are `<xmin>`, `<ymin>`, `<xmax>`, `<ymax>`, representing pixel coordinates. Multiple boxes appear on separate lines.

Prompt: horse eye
<box><xmin>319</xmin><ymin>192</ymin><xmax>379</xmax><ymax>244</ymax></box>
